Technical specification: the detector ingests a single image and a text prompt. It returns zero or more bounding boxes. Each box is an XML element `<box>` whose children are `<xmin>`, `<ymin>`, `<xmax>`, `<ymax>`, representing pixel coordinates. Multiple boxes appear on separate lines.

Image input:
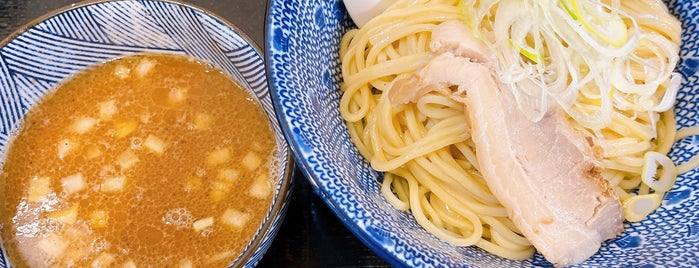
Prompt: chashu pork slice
<box><xmin>388</xmin><ymin>20</ymin><xmax>624</xmax><ymax>266</ymax></box>
<box><xmin>462</xmin><ymin>59</ymin><xmax>623</xmax><ymax>266</ymax></box>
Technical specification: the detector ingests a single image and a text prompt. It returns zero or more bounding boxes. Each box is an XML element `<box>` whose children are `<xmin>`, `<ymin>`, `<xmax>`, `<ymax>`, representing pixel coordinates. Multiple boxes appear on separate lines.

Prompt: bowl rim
<box><xmin>0</xmin><ymin>0</ymin><xmax>296</xmax><ymax>267</ymax></box>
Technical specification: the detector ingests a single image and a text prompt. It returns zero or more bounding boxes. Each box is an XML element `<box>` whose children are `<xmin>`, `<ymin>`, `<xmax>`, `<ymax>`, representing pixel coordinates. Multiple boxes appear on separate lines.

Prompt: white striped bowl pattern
<box><xmin>266</xmin><ymin>0</ymin><xmax>699</xmax><ymax>267</ymax></box>
<box><xmin>0</xmin><ymin>0</ymin><xmax>293</xmax><ymax>267</ymax></box>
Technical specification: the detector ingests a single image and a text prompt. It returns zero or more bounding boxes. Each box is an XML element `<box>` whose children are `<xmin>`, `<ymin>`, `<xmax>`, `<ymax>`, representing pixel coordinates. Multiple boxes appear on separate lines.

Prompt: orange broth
<box><xmin>0</xmin><ymin>54</ymin><xmax>278</xmax><ymax>267</ymax></box>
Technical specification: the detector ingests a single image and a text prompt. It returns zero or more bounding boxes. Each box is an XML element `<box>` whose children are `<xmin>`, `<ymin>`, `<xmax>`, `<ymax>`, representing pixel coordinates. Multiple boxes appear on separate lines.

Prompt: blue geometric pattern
<box><xmin>0</xmin><ymin>1</ymin><xmax>292</xmax><ymax>267</ymax></box>
<box><xmin>266</xmin><ymin>0</ymin><xmax>699</xmax><ymax>267</ymax></box>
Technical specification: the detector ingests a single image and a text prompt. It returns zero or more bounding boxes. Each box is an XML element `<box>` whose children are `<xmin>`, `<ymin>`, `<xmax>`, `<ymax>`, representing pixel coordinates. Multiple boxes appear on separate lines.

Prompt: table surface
<box><xmin>0</xmin><ymin>0</ymin><xmax>391</xmax><ymax>267</ymax></box>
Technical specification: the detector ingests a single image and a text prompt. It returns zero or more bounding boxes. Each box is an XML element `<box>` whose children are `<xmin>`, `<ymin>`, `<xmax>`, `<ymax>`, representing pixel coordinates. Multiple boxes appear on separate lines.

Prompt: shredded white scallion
<box><xmin>641</xmin><ymin>151</ymin><xmax>677</xmax><ymax>194</ymax></box>
<box><xmin>458</xmin><ymin>0</ymin><xmax>679</xmax><ymax>130</ymax></box>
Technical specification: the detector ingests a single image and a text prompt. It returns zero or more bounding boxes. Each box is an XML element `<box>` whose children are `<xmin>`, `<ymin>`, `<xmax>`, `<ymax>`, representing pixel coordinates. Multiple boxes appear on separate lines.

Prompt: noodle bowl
<box><xmin>338</xmin><ymin>0</ymin><xmax>691</xmax><ymax>261</ymax></box>
<box><xmin>0</xmin><ymin>1</ymin><xmax>293</xmax><ymax>266</ymax></box>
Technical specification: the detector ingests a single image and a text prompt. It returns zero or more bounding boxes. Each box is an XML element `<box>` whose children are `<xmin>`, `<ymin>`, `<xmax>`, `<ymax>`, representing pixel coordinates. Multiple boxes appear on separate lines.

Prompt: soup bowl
<box><xmin>265</xmin><ymin>0</ymin><xmax>699</xmax><ymax>267</ymax></box>
<box><xmin>0</xmin><ymin>0</ymin><xmax>293</xmax><ymax>267</ymax></box>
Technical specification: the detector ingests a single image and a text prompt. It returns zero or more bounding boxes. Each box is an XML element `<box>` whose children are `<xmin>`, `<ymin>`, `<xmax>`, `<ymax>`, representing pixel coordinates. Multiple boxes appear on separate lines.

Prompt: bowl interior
<box><xmin>265</xmin><ymin>0</ymin><xmax>699</xmax><ymax>267</ymax></box>
<box><xmin>0</xmin><ymin>1</ymin><xmax>292</xmax><ymax>267</ymax></box>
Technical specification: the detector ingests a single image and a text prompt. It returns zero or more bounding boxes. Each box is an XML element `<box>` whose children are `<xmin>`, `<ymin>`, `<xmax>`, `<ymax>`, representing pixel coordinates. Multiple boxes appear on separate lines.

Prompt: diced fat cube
<box><xmin>116</xmin><ymin>150</ymin><xmax>139</xmax><ymax>170</ymax></box>
<box><xmin>85</xmin><ymin>144</ymin><xmax>103</xmax><ymax>159</ymax></box>
<box><xmin>179</xmin><ymin>259</ymin><xmax>193</xmax><ymax>268</ymax></box>
<box><xmin>221</xmin><ymin>208</ymin><xmax>251</xmax><ymax>229</ymax></box>
<box><xmin>123</xmin><ymin>260</ymin><xmax>137</xmax><ymax>268</ymax></box>
<box><xmin>28</xmin><ymin>176</ymin><xmax>51</xmax><ymax>202</ymax></box>
<box><xmin>217</xmin><ymin>169</ymin><xmax>239</xmax><ymax>182</ymax></box>
<box><xmin>193</xmin><ymin>113</ymin><xmax>213</xmax><ymax>130</ymax></box>
<box><xmin>99</xmin><ymin>100</ymin><xmax>118</xmax><ymax>120</ymax></box>
<box><xmin>114</xmin><ymin>65</ymin><xmax>131</xmax><ymax>79</ymax></box>
<box><xmin>71</xmin><ymin>117</ymin><xmax>98</xmax><ymax>134</ymax></box>
<box><xmin>143</xmin><ymin>134</ymin><xmax>166</xmax><ymax>155</ymax></box>
<box><xmin>192</xmin><ymin>217</ymin><xmax>214</xmax><ymax>232</ymax></box>
<box><xmin>248</xmin><ymin>174</ymin><xmax>272</xmax><ymax>199</ymax></box>
<box><xmin>57</xmin><ymin>138</ymin><xmax>76</xmax><ymax>159</ymax></box>
<box><xmin>176</xmin><ymin>113</ymin><xmax>188</xmax><ymax>124</ymax></box>
<box><xmin>62</xmin><ymin>233</ymin><xmax>89</xmax><ymax>258</ymax></box>
<box><xmin>62</xmin><ymin>241</ymin><xmax>90</xmax><ymax>266</ymax></box>
<box><xmin>60</xmin><ymin>225</ymin><xmax>91</xmax><ymax>267</ymax></box>
<box><xmin>184</xmin><ymin>176</ymin><xmax>203</xmax><ymax>192</ymax></box>
<box><xmin>134</xmin><ymin>57</ymin><xmax>156</xmax><ymax>78</ymax></box>
<box><xmin>61</xmin><ymin>223</ymin><xmax>91</xmax><ymax>237</ymax></box>
<box><xmin>242</xmin><ymin>152</ymin><xmax>262</xmax><ymax>171</ymax></box>
<box><xmin>140</xmin><ymin>113</ymin><xmax>151</xmax><ymax>124</ymax></box>
<box><xmin>91</xmin><ymin>252</ymin><xmax>116</xmax><ymax>268</ymax></box>
<box><xmin>61</xmin><ymin>226</ymin><xmax>91</xmax><ymax>261</ymax></box>
<box><xmin>168</xmin><ymin>87</ymin><xmax>189</xmax><ymax>105</ymax></box>
<box><xmin>89</xmin><ymin>210</ymin><xmax>109</xmax><ymax>228</ymax></box>
<box><xmin>99</xmin><ymin>176</ymin><xmax>126</xmax><ymax>193</ymax></box>
<box><xmin>206</xmin><ymin>148</ymin><xmax>231</xmax><ymax>166</ymax></box>
<box><xmin>251</xmin><ymin>142</ymin><xmax>264</xmax><ymax>151</ymax></box>
<box><xmin>207</xmin><ymin>251</ymin><xmax>235</xmax><ymax>264</ymax></box>
<box><xmin>61</xmin><ymin>173</ymin><xmax>87</xmax><ymax>195</ymax></box>
<box><xmin>37</xmin><ymin>233</ymin><xmax>68</xmax><ymax>259</ymax></box>
<box><xmin>49</xmin><ymin>203</ymin><xmax>79</xmax><ymax>224</ymax></box>
<box><xmin>99</xmin><ymin>165</ymin><xmax>117</xmax><ymax>178</ymax></box>
<box><xmin>114</xmin><ymin>120</ymin><xmax>138</xmax><ymax>139</ymax></box>
<box><xmin>212</xmin><ymin>180</ymin><xmax>232</xmax><ymax>191</ymax></box>
<box><xmin>209</xmin><ymin>181</ymin><xmax>232</xmax><ymax>202</ymax></box>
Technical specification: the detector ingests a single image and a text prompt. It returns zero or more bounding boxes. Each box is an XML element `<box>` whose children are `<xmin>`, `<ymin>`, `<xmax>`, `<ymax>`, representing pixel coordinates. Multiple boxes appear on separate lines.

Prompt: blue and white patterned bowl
<box><xmin>0</xmin><ymin>0</ymin><xmax>293</xmax><ymax>267</ymax></box>
<box><xmin>266</xmin><ymin>0</ymin><xmax>699</xmax><ymax>267</ymax></box>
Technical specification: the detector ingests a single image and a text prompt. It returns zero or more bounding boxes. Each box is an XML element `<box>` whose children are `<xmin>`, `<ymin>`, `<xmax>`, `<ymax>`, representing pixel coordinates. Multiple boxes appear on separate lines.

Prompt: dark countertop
<box><xmin>0</xmin><ymin>0</ymin><xmax>390</xmax><ymax>267</ymax></box>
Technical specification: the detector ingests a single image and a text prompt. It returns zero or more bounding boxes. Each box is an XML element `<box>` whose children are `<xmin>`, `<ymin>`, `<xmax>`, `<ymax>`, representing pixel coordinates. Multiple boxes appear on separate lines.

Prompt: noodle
<box><xmin>339</xmin><ymin>0</ymin><xmax>690</xmax><ymax>260</ymax></box>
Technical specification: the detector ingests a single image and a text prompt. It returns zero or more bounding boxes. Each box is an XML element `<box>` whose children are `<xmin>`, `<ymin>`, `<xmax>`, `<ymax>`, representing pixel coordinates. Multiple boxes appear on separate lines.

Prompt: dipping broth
<box><xmin>0</xmin><ymin>54</ymin><xmax>278</xmax><ymax>267</ymax></box>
